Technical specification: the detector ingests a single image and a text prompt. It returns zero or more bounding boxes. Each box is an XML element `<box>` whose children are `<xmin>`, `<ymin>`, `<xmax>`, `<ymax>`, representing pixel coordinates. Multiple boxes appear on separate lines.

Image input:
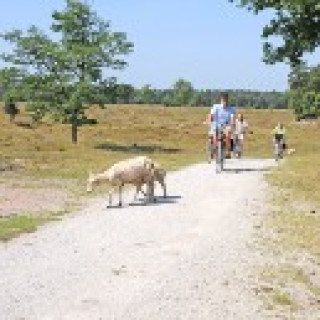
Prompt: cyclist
<box><xmin>204</xmin><ymin>92</ymin><xmax>236</xmax><ymax>159</ymax></box>
<box><xmin>234</xmin><ymin>113</ymin><xmax>249</xmax><ymax>156</ymax></box>
<box><xmin>272</xmin><ymin>122</ymin><xmax>287</xmax><ymax>155</ymax></box>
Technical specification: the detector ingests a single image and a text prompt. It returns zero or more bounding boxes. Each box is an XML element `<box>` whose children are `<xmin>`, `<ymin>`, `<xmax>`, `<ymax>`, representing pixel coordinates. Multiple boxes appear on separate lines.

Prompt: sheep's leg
<box><xmin>151</xmin><ymin>183</ymin><xmax>156</xmax><ymax>202</ymax></box>
<box><xmin>160</xmin><ymin>180</ymin><xmax>167</xmax><ymax>198</ymax></box>
<box><xmin>108</xmin><ymin>188</ymin><xmax>114</xmax><ymax>207</ymax></box>
<box><xmin>139</xmin><ymin>186</ymin><xmax>147</xmax><ymax>197</ymax></box>
<box><xmin>109</xmin><ymin>193</ymin><xmax>112</xmax><ymax>207</ymax></box>
<box><xmin>146</xmin><ymin>180</ymin><xmax>155</xmax><ymax>203</ymax></box>
<box><xmin>141</xmin><ymin>189</ymin><xmax>147</xmax><ymax>198</ymax></box>
<box><xmin>118</xmin><ymin>184</ymin><xmax>123</xmax><ymax>207</ymax></box>
<box><xmin>134</xmin><ymin>184</ymin><xmax>143</xmax><ymax>201</ymax></box>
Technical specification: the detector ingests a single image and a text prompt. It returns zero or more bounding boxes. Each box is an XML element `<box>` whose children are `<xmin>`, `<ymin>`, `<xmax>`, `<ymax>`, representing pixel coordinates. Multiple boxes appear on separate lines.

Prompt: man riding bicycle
<box><xmin>204</xmin><ymin>92</ymin><xmax>236</xmax><ymax>160</ymax></box>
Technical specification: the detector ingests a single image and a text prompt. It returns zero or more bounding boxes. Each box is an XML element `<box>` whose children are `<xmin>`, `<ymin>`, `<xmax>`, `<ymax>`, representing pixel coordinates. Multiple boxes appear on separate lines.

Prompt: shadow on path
<box><xmin>95</xmin><ymin>142</ymin><xmax>181</xmax><ymax>154</ymax></box>
<box><xmin>103</xmin><ymin>195</ymin><xmax>182</xmax><ymax>209</ymax></box>
<box><xmin>222</xmin><ymin>167</ymin><xmax>270</xmax><ymax>174</ymax></box>
<box><xmin>128</xmin><ymin>195</ymin><xmax>182</xmax><ymax>207</ymax></box>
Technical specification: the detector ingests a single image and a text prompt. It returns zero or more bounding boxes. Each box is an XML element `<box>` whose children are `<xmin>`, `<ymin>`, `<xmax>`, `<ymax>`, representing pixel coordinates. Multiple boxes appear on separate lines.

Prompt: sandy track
<box><xmin>0</xmin><ymin>159</ymin><xmax>274</xmax><ymax>320</ymax></box>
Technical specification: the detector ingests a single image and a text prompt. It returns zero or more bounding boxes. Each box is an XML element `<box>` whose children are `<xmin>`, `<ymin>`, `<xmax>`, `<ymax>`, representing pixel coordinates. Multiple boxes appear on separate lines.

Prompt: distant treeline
<box><xmin>90</xmin><ymin>79</ymin><xmax>288</xmax><ymax>109</ymax></box>
<box><xmin>0</xmin><ymin>78</ymin><xmax>288</xmax><ymax>109</ymax></box>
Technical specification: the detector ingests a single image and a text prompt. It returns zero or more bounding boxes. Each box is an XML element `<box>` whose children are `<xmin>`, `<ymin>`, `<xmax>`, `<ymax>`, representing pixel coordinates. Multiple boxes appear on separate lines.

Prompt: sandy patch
<box><xmin>0</xmin><ymin>183</ymin><xmax>72</xmax><ymax>217</ymax></box>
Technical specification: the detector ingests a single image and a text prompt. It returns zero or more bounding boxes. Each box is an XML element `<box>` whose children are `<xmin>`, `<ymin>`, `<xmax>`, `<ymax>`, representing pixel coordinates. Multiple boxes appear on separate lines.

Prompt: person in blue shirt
<box><xmin>204</xmin><ymin>92</ymin><xmax>236</xmax><ymax>159</ymax></box>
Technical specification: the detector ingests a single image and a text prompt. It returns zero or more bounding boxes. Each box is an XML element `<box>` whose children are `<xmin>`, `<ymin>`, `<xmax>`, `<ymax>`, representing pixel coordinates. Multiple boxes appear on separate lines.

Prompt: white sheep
<box><xmin>134</xmin><ymin>162</ymin><xmax>167</xmax><ymax>200</ymax></box>
<box><xmin>87</xmin><ymin>156</ymin><xmax>155</xmax><ymax>207</ymax></box>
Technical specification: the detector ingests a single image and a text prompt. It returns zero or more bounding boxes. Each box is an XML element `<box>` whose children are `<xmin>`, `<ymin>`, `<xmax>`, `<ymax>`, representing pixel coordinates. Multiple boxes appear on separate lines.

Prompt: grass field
<box><xmin>0</xmin><ymin>104</ymin><xmax>209</xmax><ymax>180</ymax></box>
<box><xmin>0</xmin><ymin>104</ymin><xmax>288</xmax><ymax>181</ymax></box>
<box><xmin>258</xmin><ymin>113</ymin><xmax>320</xmax><ymax>315</ymax></box>
<box><xmin>266</xmin><ymin>115</ymin><xmax>320</xmax><ymax>260</ymax></box>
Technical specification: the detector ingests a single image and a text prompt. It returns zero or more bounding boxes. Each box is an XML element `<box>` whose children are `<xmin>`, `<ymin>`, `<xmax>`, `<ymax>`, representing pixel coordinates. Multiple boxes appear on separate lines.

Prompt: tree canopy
<box><xmin>287</xmin><ymin>63</ymin><xmax>320</xmax><ymax>119</ymax></box>
<box><xmin>230</xmin><ymin>0</ymin><xmax>320</xmax><ymax>65</ymax></box>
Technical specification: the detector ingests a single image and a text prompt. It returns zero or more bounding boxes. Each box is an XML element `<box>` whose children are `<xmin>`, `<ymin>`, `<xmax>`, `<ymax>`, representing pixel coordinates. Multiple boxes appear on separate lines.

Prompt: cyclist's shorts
<box><xmin>224</xmin><ymin>125</ymin><xmax>232</xmax><ymax>134</ymax></box>
<box><xmin>274</xmin><ymin>133</ymin><xmax>284</xmax><ymax>141</ymax></box>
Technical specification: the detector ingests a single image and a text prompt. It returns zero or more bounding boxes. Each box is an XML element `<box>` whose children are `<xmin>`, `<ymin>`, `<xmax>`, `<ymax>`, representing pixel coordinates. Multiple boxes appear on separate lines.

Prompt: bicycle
<box><xmin>233</xmin><ymin>134</ymin><xmax>242</xmax><ymax>159</ymax></box>
<box><xmin>216</xmin><ymin>126</ymin><xmax>225</xmax><ymax>173</ymax></box>
<box><xmin>273</xmin><ymin>134</ymin><xmax>284</xmax><ymax>161</ymax></box>
<box><xmin>207</xmin><ymin>136</ymin><xmax>215</xmax><ymax>163</ymax></box>
<box><xmin>205</xmin><ymin>128</ymin><xmax>225</xmax><ymax>172</ymax></box>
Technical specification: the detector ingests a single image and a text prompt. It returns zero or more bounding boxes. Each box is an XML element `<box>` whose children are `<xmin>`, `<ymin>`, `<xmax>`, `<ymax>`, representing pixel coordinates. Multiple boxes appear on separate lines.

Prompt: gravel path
<box><xmin>0</xmin><ymin>159</ymin><xmax>274</xmax><ymax>320</ymax></box>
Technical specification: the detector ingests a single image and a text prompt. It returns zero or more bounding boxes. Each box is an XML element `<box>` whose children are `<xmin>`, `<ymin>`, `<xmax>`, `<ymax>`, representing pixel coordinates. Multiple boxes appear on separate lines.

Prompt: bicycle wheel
<box><xmin>279</xmin><ymin>140</ymin><xmax>284</xmax><ymax>159</ymax></box>
<box><xmin>207</xmin><ymin>137</ymin><xmax>214</xmax><ymax>163</ymax></box>
<box><xmin>274</xmin><ymin>142</ymin><xmax>280</xmax><ymax>161</ymax></box>
<box><xmin>216</xmin><ymin>133</ymin><xmax>224</xmax><ymax>173</ymax></box>
<box><xmin>234</xmin><ymin>137</ymin><xmax>241</xmax><ymax>159</ymax></box>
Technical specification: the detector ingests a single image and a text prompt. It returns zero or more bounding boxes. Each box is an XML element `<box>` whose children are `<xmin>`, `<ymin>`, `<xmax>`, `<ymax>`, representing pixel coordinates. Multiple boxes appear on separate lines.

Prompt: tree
<box><xmin>230</xmin><ymin>1</ymin><xmax>320</xmax><ymax>65</ymax></box>
<box><xmin>116</xmin><ymin>83</ymin><xmax>134</xmax><ymax>104</ymax></box>
<box><xmin>135</xmin><ymin>85</ymin><xmax>157</xmax><ymax>104</ymax></box>
<box><xmin>315</xmin><ymin>93</ymin><xmax>320</xmax><ymax>116</ymax></box>
<box><xmin>4</xmin><ymin>98</ymin><xmax>19</xmax><ymax>122</ymax></box>
<box><xmin>1</xmin><ymin>0</ymin><xmax>133</xmax><ymax>143</ymax></box>
<box><xmin>0</xmin><ymin>68</ymin><xmax>24</xmax><ymax>121</ymax></box>
<box><xmin>190</xmin><ymin>91</ymin><xmax>204</xmax><ymax>106</ymax></box>
<box><xmin>288</xmin><ymin>62</ymin><xmax>310</xmax><ymax>90</ymax></box>
<box><xmin>171</xmin><ymin>79</ymin><xmax>194</xmax><ymax>106</ymax></box>
<box><xmin>161</xmin><ymin>90</ymin><xmax>173</xmax><ymax>107</ymax></box>
<box><xmin>287</xmin><ymin>62</ymin><xmax>320</xmax><ymax>118</ymax></box>
<box><xmin>90</xmin><ymin>78</ymin><xmax>118</xmax><ymax>105</ymax></box>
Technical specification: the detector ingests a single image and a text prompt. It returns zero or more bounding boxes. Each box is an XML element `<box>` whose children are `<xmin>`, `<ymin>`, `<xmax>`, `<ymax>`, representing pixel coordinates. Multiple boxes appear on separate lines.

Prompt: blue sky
<box><xmin>1</xmin><ymin>0</ymin><xmax>319</xmax><ymax>91</ymax></box>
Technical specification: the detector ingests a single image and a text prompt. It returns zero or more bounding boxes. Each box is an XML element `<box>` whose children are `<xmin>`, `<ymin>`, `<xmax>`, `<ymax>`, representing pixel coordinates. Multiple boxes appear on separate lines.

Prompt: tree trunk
<box><xmin>9</xmin><ymin>113</ymin><xmax>15</xmax><ymax>123</ymax></box>
<box><xmin>71</xmin><ymin>109</ymin><xmax>78</xmax><ymax>144</ymax></box>
<box><xmin>71</xmin><ymin>121</ymin><xmax>78</xmax><ymax>144</ymax></box>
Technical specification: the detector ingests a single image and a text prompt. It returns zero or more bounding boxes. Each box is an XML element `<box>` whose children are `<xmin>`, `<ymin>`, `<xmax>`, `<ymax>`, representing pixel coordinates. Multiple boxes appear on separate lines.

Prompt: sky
<box><xmin>1</xmin><ymin>0</ymin><xmax>320</xmax><ymax>92</ymax></box>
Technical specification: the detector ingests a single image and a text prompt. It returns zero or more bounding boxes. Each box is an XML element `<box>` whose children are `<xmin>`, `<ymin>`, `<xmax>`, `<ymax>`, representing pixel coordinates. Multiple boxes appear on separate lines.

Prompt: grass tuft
<box><xmin>0</xmin><ymin>215</ymin><xmax>51</xmax><ymax>241</ymax></box>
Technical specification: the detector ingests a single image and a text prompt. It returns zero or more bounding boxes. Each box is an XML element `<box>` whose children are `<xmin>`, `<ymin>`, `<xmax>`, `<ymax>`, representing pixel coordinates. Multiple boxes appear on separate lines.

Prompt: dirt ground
<box><xmin>0</xmin><ymin>184</ymin><xmax>72</xmax><ymax>217</ymax></box>
<box><xmin>0</xmin><ymin>172</ymin><xmax>77</xmax><ymax>217</ymax></box>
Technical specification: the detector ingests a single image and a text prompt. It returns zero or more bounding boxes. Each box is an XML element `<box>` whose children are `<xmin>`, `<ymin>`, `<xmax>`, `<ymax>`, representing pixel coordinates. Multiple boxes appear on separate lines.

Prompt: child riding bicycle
<box><xmin>272</xmin><ymin>122</ymin><xmax>287</xmax><ymax>159</ymax></box>
<box><xmin>272</xmin><ymin>122</ymin><xmax>286</xmax><ymax>148</ymax></box>
<box><xmin>233</xmin><ymin>113</ymin><xmax>249</xmax><ymax>158</ymax></box>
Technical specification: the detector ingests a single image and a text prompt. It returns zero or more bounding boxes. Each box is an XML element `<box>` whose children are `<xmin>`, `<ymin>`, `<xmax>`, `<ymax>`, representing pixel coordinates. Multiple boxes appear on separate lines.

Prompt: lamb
<box><xmin>86</xmin><ymin>156</ymin><xmax>155</xmax><ymax>207</ymax></box>
<box><xmin>134</xmin><ymin>162</ymin><xmax>167</xmax><ymax>200</ymax></box>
